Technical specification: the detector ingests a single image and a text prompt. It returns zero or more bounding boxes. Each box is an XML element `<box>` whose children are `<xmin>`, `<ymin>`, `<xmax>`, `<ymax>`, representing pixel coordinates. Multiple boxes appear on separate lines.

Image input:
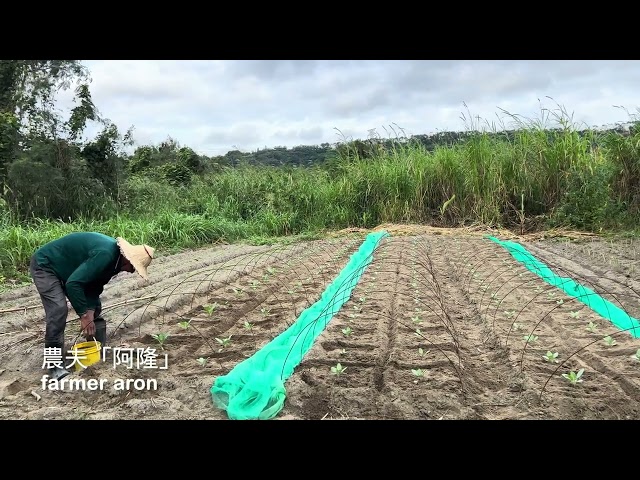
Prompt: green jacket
<box><xmin>34</xmin><ymin>232</ymin><xmax>122</xmax><ymax>316</ymax></box>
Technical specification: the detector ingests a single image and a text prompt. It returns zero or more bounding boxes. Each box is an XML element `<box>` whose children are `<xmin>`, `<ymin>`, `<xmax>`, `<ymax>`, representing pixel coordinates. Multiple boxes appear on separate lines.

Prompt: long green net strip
<box><xmin>488</xmin><ymin>236</ymin><xmax>640</xmax><ymax>339</ymax></box>
<box><xmin>211</xmin><ymin>230</ymin><xmax>390</xmax><ymax>420</ymax></box>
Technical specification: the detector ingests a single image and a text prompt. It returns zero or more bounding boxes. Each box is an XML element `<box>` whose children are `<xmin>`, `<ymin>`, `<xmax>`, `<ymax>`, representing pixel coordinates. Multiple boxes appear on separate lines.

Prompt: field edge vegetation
<box><xmin>0</xmin><ymin>61</ymin><xmax>638</xmax><ymax>288</ymax></box>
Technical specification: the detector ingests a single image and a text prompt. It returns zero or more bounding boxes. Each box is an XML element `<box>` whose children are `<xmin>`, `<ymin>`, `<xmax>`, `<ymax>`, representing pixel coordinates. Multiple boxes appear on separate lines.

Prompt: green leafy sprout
<box><xmin>151</xmin><ymin>333</ymin><xmax>169</xmax><ymax>350</ymax></box>
<box><xmin>411</xmin><ymin>368</ymin><xmax>425</xmax><ymax>383</ymax></box>
<box><xmin>331</xmin><ymin>363</ymin><xmax>347</xmax><ymax>375</ymax></box>
<box><xmin>562</xmin><ymin>368</ymin><xmax>585</xmax><ymax>385</ymax></box>
<box><xmin>203</xmin><ymin>303</ymin><xmax>220</xmax><ymax>316</ymax></box>
<box><xmin>215</xmin><ymin>335</ymin><xmax>233</xmax><ymax>352</ymax></box>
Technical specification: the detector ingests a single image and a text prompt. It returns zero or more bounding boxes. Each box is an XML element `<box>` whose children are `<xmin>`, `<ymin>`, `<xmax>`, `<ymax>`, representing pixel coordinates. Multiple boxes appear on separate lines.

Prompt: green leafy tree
<box><xmin>81</xmin><ymin>122</ymin><xmax>134</xmax><ymax>199</ymax></box>
<box><xmin>178</xmin><ymin>146</ymin><xmax>204</xmax><ymax>174</ymax></box>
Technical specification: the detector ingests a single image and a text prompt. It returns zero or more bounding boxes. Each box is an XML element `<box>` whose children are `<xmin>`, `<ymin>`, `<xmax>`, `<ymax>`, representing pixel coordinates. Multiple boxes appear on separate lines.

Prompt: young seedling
<box><xmin>562</xmin><ymin>368</ymin><xmax>585</xmax><ymax>385</ymax></box>
<box><xmin>151</xmin><ymin>333</ymin><xmax>169</xmax><ymax>350</ymax></box>
<box><xmin>523</xmin><ymin>334</ymin><xmax>538</xmax><ymax>344</ymax></box>
<box><xmin>339</xmin><ymin>348</ymin><xmax>346</xmax><ymax>355</ymax></box>
<box><xmin>203</xmin><ymin>303</ymin><xmax>220</xmax><ymax>316</ymax></box>
<box><xmin>586</xmin><ymin>321</ymin><xmax>598</xmax><ymax>333</ymax></box>
<box><xmin>569</xmin><ymin>311</ymin><xmax>581</xmax><ymax>319</ymax></box>
<box><xmin>341</xmin><ymin>327</ymin><xmax>353</xmax><ymax>337</ymax></box>
<box><xmin>411</xmin><ymin>315</ymin><xmax>423</xmax><ymax>325</ymax></box>
<box><xmin>603</xmin><ymin>336</ymin><xmax>617</xmax><ymax>346</ymax></box>
<box><xmin>331</xmin><ymin>363</ymin><xmax>347</xmax><ymax>375</ymax></box>
<box><xmin>178</xmin><ymin>321</ymin><xmax>190</xmax><ymax>330</ymax></box>
<box><xmin>542</xmin><ymin>351</ymin><xmax>559</xmax><ymax>363</ymax></box>
<box><xmin>504</xmin><ymin>311</ymin><xmax>516</xmax><ymax>319</ymax></box>
<box><xmin>418</xmin><ymin>348</ymin><xmax>430</xmax><ymax>357</ymax></box>
<box><xmin>243</xmin><ymin>321</ymin><xmax>254</xmax><ymax>331</ymax></box>
<box><xmin>196</xmin><ymin>357</ymin><xmax>207</xmax><ymax>367</ymax></box>
<box><xmin>630</xmin><ymin>349</ymin><xmax>640</xmax><ymax>361</ymax></box>
<box><xmin>215</xmin><ymin>335</ymin><xmax>233</xmax><ymax>352</ymax></box>
<box><xmin>260</xmin><ymin>307</ymin><xmax>271</xmax><ymax>317</ymax></box>
<box><xmin>411</xmin><ymin>368</ymin><xmax>425</xmax><ymax>383</ymax></box>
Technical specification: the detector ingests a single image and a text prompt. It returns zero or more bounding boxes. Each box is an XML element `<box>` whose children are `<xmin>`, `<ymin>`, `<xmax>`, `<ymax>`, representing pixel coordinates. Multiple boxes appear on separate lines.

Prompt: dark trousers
<box><xmin>30</xmin><ymin>256</ymin><xmax>104</xmax><ymax>354</ymax></box>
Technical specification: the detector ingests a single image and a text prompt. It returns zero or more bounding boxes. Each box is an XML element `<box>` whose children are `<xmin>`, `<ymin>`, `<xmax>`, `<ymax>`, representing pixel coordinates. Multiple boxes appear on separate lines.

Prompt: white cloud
<box><xmin>53</xmin><ymin>60</ymin><xmax>640</xmax><ymax>157</ymax></box>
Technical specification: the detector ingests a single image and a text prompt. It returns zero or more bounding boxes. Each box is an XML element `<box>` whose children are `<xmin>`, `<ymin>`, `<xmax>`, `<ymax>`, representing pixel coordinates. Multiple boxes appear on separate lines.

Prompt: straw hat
<box><xmin>116</xmin><ymin>237</ymin><xmax>155</xmax><ymax>280</ymax></box>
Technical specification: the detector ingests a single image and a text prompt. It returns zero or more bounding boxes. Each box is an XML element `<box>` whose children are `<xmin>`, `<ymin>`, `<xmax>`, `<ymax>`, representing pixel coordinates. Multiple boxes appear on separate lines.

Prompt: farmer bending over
<box><xmin>30</xmin><ymin>232</ymin><xmax>155</xmax><ymax>380</ymax></box>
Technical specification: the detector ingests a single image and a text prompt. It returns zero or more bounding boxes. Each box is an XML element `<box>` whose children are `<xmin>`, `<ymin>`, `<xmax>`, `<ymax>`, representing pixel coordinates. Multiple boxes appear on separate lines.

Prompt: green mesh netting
<box><xmin>488</xmin><ymin>236</ymin><xmax>640</xmax><ymax>339</ymax></box>
<box><xmin>210</xmin><ymin>230</ymin><xmax>390</xmax><ymax>420</ymax></box>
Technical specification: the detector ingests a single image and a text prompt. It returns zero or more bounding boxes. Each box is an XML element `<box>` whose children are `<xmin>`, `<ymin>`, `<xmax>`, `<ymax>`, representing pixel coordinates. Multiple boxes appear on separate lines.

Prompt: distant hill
<box><xmin>207</xmin><ymin>122</ymin><xmax>637</xmax><ymax>169</ymax></box>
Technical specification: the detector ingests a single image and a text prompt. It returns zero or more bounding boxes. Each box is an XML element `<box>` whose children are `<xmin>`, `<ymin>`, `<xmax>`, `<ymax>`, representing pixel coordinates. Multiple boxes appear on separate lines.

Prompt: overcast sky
<box><xmin>55</xmin><ymin>60</ymin><xmax>640</xmax><ymax>157</ymax></box>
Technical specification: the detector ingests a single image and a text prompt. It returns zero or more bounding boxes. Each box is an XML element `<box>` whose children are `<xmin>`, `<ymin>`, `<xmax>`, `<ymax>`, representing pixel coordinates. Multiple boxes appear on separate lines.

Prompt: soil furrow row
<box><xmin>2</xmin><ymin>230</ymin><xmax>640</xmax><ymax>419</ymax></box>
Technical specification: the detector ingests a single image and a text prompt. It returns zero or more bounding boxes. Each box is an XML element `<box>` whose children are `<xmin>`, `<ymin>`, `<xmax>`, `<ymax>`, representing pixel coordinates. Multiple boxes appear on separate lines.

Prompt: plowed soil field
<box><xmin>1</xmin><ymin>226</ymin><xmax>639</xmax><ymax>420</ymax></box>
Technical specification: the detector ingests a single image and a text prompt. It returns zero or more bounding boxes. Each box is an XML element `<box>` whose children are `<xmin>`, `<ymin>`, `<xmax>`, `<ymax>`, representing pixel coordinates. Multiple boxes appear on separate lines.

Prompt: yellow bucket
<box><xmin>70</xmin><ymin>340</ymin><xmax>102</xmax><ymax>371</ymax></box>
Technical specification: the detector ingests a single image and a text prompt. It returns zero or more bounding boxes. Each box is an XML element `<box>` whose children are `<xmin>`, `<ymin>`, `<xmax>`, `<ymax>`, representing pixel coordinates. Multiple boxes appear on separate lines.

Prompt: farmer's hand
<box><xmin>80</xmin><ymin>310</ymin><xmax>96</xmax><ymax>337</ymax></box>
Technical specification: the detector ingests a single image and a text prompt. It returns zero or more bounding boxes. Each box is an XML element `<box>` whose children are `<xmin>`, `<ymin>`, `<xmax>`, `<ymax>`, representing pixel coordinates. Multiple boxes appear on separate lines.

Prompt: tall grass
<box><xmin>2</xmin><ymin>103</ymin><xmax>639</xmax><ymax>279</ymax></box>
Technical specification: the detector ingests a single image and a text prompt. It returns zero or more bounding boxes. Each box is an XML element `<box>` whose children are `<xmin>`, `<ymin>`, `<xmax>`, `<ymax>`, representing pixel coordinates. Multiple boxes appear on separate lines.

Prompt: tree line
<box><xmin>0</xmin><ymin>60</ymin><xmax>637</xmax><ymax>224</ymax></box>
